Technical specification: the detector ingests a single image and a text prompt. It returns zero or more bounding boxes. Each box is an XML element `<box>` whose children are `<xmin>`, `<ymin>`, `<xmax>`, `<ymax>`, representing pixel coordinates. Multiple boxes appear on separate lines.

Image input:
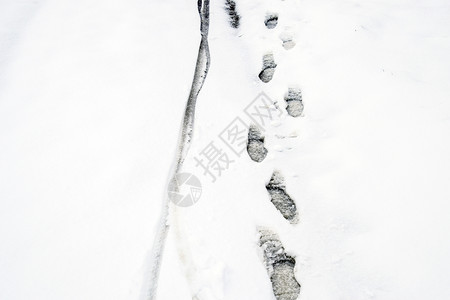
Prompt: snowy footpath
<box><xmin>1</xmin><ymin>0</ymin><xmax>450</xmax><ymax>299</ymax></box>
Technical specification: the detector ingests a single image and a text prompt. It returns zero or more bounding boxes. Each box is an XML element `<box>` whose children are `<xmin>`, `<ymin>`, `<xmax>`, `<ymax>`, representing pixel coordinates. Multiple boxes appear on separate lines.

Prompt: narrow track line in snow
<box><xmin>145</xmin><ymin>1</ymin><xmax>210</xmax><ymax>299</ymax></box>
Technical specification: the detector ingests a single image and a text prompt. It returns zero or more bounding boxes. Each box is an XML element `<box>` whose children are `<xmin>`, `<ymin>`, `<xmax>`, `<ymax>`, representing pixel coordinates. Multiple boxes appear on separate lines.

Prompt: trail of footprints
<box><xmin>249</xmin><ymin>6</ymin><xmax>302</xmax><ymax>300</ymax></box>
<box><xmin>259</xmin><ymin>172</ymin><xmax>301</xmax><ymax>300</ymax></box>
<box><xmin>226</xmin><ymin>1</ymin><xmax>302</xmax><ymax>298</ymax></box>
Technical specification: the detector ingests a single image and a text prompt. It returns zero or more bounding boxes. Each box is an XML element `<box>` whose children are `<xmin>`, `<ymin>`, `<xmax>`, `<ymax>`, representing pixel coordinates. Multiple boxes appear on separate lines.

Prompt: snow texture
<box><xmin>1</xmin><ymin>0</ymin><xmax>450</xmax><ymax>299</ymax></box>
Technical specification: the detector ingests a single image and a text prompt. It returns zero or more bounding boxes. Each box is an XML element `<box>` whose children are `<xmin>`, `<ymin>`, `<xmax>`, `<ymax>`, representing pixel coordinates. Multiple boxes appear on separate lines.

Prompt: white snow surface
<box><xmin>1</xmin><ymin>0</ymin><xmax>450</xmax><ymax>299</ymax></box>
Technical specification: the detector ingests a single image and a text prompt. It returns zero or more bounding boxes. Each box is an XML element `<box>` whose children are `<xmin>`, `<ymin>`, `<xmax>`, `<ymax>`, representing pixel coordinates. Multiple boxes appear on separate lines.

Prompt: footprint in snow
<box><xmin>265</xmin><ymin>13</ymin><xmax>278</xmax><ymax>29</ymax></box>
<box><xmin>259</xmin><ymin>228</ymin><xmax>301</xmax><ymax>300</ymax></box>
<box><xmin>259</xmin><ymin>53</ymin><xmax>277</xmax><ymax>83</ymax></box>
<box><xmin>280</xmin><ymin>32</ymin><xmax>296</xmax><ymax>50</ymax></box>
<box><xmin>247</xmin><ymin>124</ymin><xmax>268</xmax><ymax>163</ymax></box>
<box><xmin>224</xmin><ymin>0</ymin><xmax>240</xmax><ymax>29</ymax></box>
<box><xmin>285</xmin><ymin>87</ymin><xmax>303</xmax><ymax>117</ymax></box>
<box><xmin>266</xmin><ymin>170</ymin><xmax>299</xmax><ymax>224</ymax></box>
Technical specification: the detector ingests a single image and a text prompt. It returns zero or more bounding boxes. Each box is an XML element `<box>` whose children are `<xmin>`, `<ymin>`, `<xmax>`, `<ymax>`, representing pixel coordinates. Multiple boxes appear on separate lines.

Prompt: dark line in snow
<box><xmin>145</xmin><ymin>1</ymin><xmax>211</xmax><ymax>299</ymax></box>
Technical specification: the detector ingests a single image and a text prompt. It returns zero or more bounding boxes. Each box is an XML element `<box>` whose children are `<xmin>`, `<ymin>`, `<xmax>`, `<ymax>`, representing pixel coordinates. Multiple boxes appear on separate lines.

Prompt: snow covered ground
<box><xmin>1</xmin><ymin>0</ymin><xmax>450</xmax><ymax>299</ymax></box>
